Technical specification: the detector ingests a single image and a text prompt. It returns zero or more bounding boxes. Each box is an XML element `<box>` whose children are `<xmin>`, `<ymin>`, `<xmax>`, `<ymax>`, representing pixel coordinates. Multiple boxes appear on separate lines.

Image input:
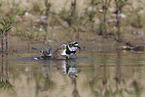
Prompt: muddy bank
<box><xmin>0</xmin><ymin>32</ymin><xmax>121</xmax><ymax>54</ymax></box>
<box><xmin>1</xmin><ymin>29</ymin><xmax>145</xmax><ymax>56</ymax></box>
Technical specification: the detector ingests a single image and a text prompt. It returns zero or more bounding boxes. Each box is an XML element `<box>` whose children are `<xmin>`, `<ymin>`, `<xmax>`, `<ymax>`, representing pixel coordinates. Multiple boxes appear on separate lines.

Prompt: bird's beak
<box><xmin>77</xmin><ymin>46</ymin><xmax>81</xmax><ymax>49</ymax></box>
<box><xmin>77</xmin><ymin>46</ymin><xmax>81</xmax><ymax>52</ymax></box>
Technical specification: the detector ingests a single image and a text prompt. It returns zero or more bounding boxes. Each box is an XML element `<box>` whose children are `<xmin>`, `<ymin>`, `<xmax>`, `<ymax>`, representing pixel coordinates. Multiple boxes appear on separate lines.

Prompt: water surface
<box><xmin>0</xmin><ymin>50</ymin><xmax>145</xmax><ymax>97</ymax></box>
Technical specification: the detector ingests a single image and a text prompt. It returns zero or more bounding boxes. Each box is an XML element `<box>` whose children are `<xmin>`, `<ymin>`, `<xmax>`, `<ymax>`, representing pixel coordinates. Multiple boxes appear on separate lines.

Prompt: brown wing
<box><xmin>51</xmin><ymin>44</ymin><xmax>67</xmax><ymax>59</ymax></box>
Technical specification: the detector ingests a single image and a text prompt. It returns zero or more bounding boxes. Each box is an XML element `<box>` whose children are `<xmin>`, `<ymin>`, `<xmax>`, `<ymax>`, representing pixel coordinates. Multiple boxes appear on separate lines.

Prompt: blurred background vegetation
<box><xmin>0</xmin><ymin>0</ymin><xmax>145</xmax><ymax>51</ymax></box>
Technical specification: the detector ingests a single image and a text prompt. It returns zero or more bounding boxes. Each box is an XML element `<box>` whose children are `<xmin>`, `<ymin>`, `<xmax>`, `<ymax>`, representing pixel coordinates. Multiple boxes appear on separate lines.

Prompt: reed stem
<box><xmin>5</xmin><ymin>32</ymin><xmax>8</xmax><ymax>55</ymax></box>
<box><xmin>70</xmin><ymin>0</ymin><xmax>76</xmax><ymax>26</ymax></box>
<box><xmin>1</xmin><ymin>35</ymin><xmax>4</xmax><ymax>57</ymax></box>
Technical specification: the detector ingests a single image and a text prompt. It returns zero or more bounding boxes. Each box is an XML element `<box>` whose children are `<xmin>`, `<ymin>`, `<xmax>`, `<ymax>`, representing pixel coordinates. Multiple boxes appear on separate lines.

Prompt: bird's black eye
<box><xmin>72</xmin><ymin>44</ymin><xmax>75</xmax><ymax>46</ymax></box>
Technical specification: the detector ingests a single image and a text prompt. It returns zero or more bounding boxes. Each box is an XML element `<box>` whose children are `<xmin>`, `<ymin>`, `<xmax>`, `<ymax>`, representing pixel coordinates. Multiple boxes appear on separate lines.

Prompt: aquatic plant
<box><xmin>130</xmin><ymin>8</ymin><xmax>143</xmax><ymax>28</ymax></box>
<box><xmin>59</xmin><ymin>0</ymin><xmax>78</xmax><ymax>26</ymax></box>
<box><xmin>114</xmin><ymin>0</ymin><xmax>128</xmax><ymax>42</ymax></box>
<box><xmin>0</xmin><ymin>1</ymin><xmax>2</xmax><ymax>8</ymax></box>
<box><xmin>0</xmin><ymin>17</ymin><xmax>14</xmax><ymax>56</ymax></box>
<box><xmin>101</xmin><ymin>0</ymin><xmax>112</xmax><ymax>38</ymax></box>
<box><xmin>84</xmin><ymin>0</ymin><xmax>101</xmax><ymax>29</ymax></box>
<box><xmin>41</xmin><ymin>0</ymin><xmax>52</xmax><ymax>41</ymax></box>
<box><xmin>71</xmin><ymin>26</ymin><xmax>84</xmax><ymax>43</ymax></box>
<box><xmin>70</xmin><ymin>0</ymin><xmax>77</xmax><ymax>26</ymax></box>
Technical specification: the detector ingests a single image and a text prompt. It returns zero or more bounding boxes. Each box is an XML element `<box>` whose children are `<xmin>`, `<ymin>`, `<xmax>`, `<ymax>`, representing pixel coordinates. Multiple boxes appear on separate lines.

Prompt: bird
<box><xmin>34</xmin><ymin>41</ymin><xmax>81</xmax><ymax>60</ymax></box>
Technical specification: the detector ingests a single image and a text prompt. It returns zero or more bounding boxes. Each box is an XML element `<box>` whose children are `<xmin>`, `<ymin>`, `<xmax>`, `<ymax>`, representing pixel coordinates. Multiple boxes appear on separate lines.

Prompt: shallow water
<box><xmin>0</xmin><ymin>50</ymin><xmax>145</xmax><ymax>97</ymax></box>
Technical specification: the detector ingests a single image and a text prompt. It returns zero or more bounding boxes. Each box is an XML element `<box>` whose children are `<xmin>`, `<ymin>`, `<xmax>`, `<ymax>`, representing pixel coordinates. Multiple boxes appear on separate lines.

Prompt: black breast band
<box><xmin>66</xmin><ymin>46</ymin><xmax>76</xmax><ymax>54</ymax></box>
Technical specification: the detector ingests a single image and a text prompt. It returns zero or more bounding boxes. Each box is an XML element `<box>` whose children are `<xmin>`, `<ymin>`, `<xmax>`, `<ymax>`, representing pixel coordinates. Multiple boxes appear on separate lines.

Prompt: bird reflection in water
<box><xmin>56</xmin><ymin>59</ymin><xmax>80</xmax><ymax>97</ymax></box>
<box><xmin>61</xmin><ymin>60</ymin><xmax>78</xmax><ymax>79</ymax></box>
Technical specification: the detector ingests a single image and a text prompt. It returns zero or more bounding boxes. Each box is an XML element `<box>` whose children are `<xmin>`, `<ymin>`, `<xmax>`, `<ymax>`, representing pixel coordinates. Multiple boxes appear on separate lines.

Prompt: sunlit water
<box><xmin>0</xmin><ymin>50</ymin><xmax>145</xmax><ymax>97</ymax></box>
